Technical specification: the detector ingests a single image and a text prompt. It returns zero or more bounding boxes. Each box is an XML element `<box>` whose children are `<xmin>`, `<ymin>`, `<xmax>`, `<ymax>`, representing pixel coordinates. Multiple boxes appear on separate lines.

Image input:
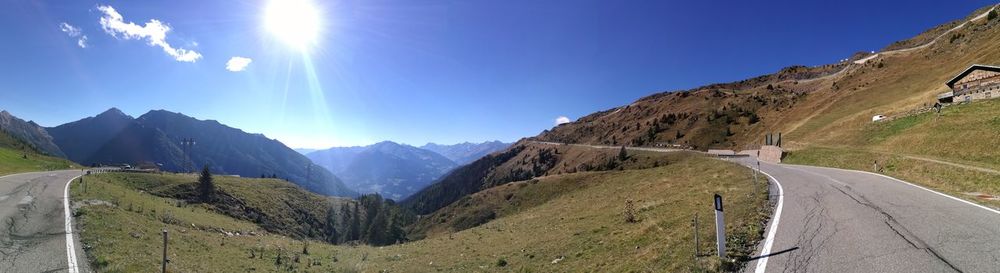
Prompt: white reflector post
<box><xmin>714</xmin><ymin>194</ymin><xmax>726</xmax><ymax>258</ymax></box>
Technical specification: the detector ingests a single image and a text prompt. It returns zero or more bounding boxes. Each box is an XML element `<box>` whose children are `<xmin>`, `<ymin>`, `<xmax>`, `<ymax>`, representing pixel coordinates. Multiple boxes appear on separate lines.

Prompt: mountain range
<box><xmin>305</xmin><ymin>141</ymin><xmax>509</xmax><ymax>200</ymax></box>
<box><xmin>293</xmin><ymin>148</ymin><xmax>319</xmax><ymax>155</ymax></box>
<box><xmin>420</xmin><ymin>141</ymin><xmax>511</xmax><ymax>165</ymax></box>
<box><xmin>307</xmin><ymin>141</ymin><xmax>456</xmax><ymax>200</ymax></box>
<box><xmin>45</xmin><ymin>108</ymin><xmax>354</xmax><ymax>196</ymax></box>
<box><xmin>3</xmin><ymin>106</ymin><xmax>512</xmax><ymax>199</ymax></box>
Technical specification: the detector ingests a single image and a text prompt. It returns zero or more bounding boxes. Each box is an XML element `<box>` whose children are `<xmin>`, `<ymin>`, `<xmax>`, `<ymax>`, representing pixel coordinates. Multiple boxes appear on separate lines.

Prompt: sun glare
<box><xmin>265</xmin><ymin>0</ymin><xmax>321</xmax><ymax>50</ymax></box>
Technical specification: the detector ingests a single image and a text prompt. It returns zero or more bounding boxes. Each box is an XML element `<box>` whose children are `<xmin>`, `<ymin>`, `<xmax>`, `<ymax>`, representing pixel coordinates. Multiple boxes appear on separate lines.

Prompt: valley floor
<box><xmin>72</xmin><ymin>153</ymin><xmax>769</xmax><ymax>272</ymax></box>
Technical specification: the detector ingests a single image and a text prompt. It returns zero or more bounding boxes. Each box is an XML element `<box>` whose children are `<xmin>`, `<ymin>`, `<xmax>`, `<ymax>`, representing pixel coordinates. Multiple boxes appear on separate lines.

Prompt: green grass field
<box><xmin>0</xmin><ymin>132</ymin><xmax>77</xmax><ymax>176</ymax></box>
<box><xmin>72</xmin><ymin>153</ymin><xmax>770</xmax><ymax>272</ymax></box>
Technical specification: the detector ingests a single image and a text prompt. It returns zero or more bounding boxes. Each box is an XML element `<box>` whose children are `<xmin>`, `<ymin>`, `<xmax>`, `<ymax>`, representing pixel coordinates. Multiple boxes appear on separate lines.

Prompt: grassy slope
<box><xmin>74</xmin><ymin>154</ymin><xmax>769</xmax><ymax>272</ymax></box>
<box><xmin>784</xmin><ymin>99</ymin><xmax>1000</xmax><ymax>208</ymax></box>
<box><xmin>80</xmin><ymin>172</ymin><xmax>352</xmax><ymax>240</ymax></box>
<box><xmin>406</xmin><ymin>141</ymin><xmax>686</xmax><ymax>215</ymax></box>
<box><xmin>409</xmin><ymin>150</ymin><xmax>690</xmax><ymax>238</ymax></box>
<box><xmin>782</xmin><ymin>7</ymin><xmax>1000</xmax><ymax>147</ymax></box>
<box><xmin>773</xmin><ymin>7</ymin><xmax>1000</xmax><ymax>207</ymax></box>
<box><xmin>0</xmin><ymin>131</ymin><xmax>76</xmax><ymax>176</ymax></box>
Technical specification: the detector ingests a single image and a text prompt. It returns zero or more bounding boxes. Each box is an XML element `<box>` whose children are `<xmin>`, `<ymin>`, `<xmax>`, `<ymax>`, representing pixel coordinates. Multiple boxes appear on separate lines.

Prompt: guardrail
<box><xmin>86</xmin><ymin>168</ymin><xmax>158</xmax><ymax>174</ymax></box>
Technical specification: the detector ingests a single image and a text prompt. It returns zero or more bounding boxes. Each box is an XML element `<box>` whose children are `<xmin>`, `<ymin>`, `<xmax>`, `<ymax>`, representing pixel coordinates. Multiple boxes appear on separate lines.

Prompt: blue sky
<box><xmin>0</xmin><ymin>0</ymin><xmax>994</xmax><ymax>149</ymax></box>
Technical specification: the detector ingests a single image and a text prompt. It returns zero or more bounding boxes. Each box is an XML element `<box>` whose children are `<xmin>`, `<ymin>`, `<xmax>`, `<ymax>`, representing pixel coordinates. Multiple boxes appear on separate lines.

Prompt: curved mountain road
<box><xmin>735</xmin><ymin>158</ymin><xmax>1000</xmax><ymax>273</ymax></box>
<box><xmin>0</xmin><ymin>170</ymin><xmax>89</xmax><ymax>273</ymax></box>
<box><xmin>524</xmin><ymin>141</ymin><xmax>1000</xmax><ymax>271</ymax></box>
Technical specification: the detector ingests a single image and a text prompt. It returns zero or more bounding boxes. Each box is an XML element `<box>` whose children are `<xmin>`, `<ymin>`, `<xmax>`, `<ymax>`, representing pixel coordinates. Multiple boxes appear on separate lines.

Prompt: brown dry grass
<box><xmin>74</xmin><ymin>154</ymin><xmax>769</xmax><ymax>272</ymax></box>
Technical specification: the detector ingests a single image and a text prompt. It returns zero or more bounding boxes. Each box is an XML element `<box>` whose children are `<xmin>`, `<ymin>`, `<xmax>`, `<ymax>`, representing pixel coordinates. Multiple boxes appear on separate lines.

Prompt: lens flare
<box><xmin>264</xmin><ymin>0</ymin><xmax>321</xmax><ymax>50</ymax></box>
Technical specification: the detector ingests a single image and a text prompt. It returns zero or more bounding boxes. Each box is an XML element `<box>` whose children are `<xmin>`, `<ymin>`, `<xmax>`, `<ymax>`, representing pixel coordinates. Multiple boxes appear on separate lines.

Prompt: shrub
<box><xmin>950</xmin><ymin>33</ymin><xmax>963</xmax><ymax>43</ymax></box>
<box><xmin>451</xmin><ymin>207</ymin><xmax>496</xmax><ymax>230</ymax></box>
<box><xmin>989</xmin><ymin>9</ymin><xmax>997</xmax><ymax>21</ymax></box>
<box><xmin>623</xmin><ymin>199</ymin><xmax>638</xmax><ymax>223</ymax></box>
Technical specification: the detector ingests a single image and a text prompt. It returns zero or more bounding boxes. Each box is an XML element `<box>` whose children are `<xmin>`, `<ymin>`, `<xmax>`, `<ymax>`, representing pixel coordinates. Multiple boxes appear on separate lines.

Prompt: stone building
<box><xmin>946</xmin><ymin>64</ymin><xmax>1000</xmax><ymax>103</ymax></box>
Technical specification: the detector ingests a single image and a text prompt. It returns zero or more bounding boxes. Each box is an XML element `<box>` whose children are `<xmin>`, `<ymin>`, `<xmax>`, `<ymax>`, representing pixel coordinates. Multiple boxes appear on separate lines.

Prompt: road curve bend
<box><xmin>739</xmin><ymin>158</ymin><xmax>1000</xmax><ymax>273</ymax></box>
<box><xmin>0</xmin><ymin>170</ymin><xmax>90</xmax><ymax>273</ymax></box>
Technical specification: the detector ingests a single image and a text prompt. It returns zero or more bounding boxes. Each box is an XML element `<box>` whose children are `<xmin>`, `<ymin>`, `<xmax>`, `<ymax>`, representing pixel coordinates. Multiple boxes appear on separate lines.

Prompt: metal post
<box><xmin>714</xmin><ymin>194</ymin><xmax>726</xmax><ymax>258</ymax></box>
<box><xmin>693</xmin><ymin>213</ymin><xmax>700</xmax><ymax>257</ymax></box>
<box><xmin>162</xmin><ymin>229</ymin><xmax>168</xmax><ymax>273</ymax></box>
<box><xmin>180</xmin><ymin>138</ymin><xmax>196</xmax><ymax>173</ymax></box>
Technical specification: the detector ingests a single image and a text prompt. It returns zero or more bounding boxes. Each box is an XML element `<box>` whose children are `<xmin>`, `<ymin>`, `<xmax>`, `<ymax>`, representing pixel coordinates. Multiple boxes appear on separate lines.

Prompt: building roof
<box><xmin>946</xmin><ymin>64</ymin><xmax>1000</xmax><ymax>88</ymax></box>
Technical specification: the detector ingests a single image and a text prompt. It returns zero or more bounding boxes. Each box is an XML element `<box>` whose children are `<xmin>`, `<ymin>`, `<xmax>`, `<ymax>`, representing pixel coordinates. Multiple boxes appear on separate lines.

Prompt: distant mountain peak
<box><xmin>98</xmin><ymin>107</ymin><xmax>128</xmax><ymax>117</ymax></box>
<box><xmin>419</xmin><ymin>141</ymin><xmax>512</xmax><ymax>165</ymax></box>
<box><xmin>140</xmin><ymin>109</ymin><xmax>183</xmax><ymax>118</ymax></box>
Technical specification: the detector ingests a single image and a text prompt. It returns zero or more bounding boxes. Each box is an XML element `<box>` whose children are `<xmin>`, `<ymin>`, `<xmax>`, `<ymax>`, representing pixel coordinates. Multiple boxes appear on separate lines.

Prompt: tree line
<box><xmin>197</xmin><ymin>166</ymin><xmax>414</xmax><ymax>246</ymax></box>
<box><xmin>324</xmin><ymin>194</ymin><xmax>414</xmax><ymax>246</ymax></box>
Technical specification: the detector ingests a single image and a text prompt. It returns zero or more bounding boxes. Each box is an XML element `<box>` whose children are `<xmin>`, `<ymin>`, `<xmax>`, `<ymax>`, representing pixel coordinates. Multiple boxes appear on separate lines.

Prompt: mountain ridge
<box><xmin>56</xmin><ymin>108</ymin><xmax>356</xmax><ymax>196</ymax></box>
<box><xmin>47</xmin><ymin>107</ymin><xmax>135</xmax><ymax>163</ymax></box>
<box><xmin>407</xmin><ymin>3</ymin><xmax>1000</xmax><ymax>217</ymax></box>
<box><xmin>419</xmin><ymin>140</ymin><xmax>511</xmax><ymax>165</ymax></box>
<box><xmin>0</xmin><ymin>110</ymin><xmax>65</xmax><ymax>157</ymax></box>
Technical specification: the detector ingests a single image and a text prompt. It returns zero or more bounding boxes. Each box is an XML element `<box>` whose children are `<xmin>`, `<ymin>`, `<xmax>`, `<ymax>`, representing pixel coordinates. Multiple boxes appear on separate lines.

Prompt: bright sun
<box><xmin>265</xmin><ymin>0</ymin><xmax>321</xmax><ymax>50</ymax></box>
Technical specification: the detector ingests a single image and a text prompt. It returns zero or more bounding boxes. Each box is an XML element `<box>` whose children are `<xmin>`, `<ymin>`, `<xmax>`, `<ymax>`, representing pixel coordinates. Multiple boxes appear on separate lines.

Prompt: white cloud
<box><xmin>555</xmin><ymin>116</ymin><xmax>571</xmax><ymax>126</ymax></box>
<box><xmin>59</xmin><ymin>22</ymin><xmax>88</xmax><ymax>48</ymax></box>
<box><xmin>59</xmin><ymin>22</ymin><xmax>81</xmax><ymax>36</ymax></box>
<box><xmin>97</xmin><ymin>5</ymin><xmax>201</xmax><ymax>62</ymax></box>
<box><xmin>225</xmin><ymin>57</ymin><xmax>253</xmax><ymax>72</ymax></box>
<box><xmin>77</xmin><ymin>36</ymin><xmax>89</xmax><ymax>48</ymax></box>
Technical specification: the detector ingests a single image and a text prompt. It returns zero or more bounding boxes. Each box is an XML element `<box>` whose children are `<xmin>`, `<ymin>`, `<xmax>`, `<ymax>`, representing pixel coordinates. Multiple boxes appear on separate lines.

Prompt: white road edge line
<box><xmin>863</xmin><ymin>172</ymin><xmax>1000</xmax><ymax>215</ymax></box>
<box><xmin>789</xmin><ymin>164</ymin><xmax>1000</xmax><ymax>215</ymax></box>
<box><xmin>63</xmin><ymin>174</ymin><xmax>82</xmax><ymax>273</ymax></box>
<box><xmin>748</xmin><ymin>163</ymin><xmax>784</xmax><ymax>273</ymax></box>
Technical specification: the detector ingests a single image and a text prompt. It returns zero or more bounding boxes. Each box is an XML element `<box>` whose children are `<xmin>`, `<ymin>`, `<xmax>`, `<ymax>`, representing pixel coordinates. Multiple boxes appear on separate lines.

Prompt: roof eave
<box><xmin>946</xmin><ymin>64</ymin><xmax>1000</xmax><ymax>87</ymax></box>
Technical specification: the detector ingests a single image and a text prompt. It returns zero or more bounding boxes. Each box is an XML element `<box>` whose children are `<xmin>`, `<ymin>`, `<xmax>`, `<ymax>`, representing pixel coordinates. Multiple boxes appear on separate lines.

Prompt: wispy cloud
<box><xmin>97</xmin><ymin>5</ymin><xmax>201</xmax><ymax>62</ymax></box>
<box><xmin>225</xmin><ymin>57</ymin><xmax>253</xmax><ymax>72</ymax></box>
<box><xmin>59</xmin><ymin>22</ymin><xmax>88</xmax><ymax>48</ymax></box>
<box><xmin>555</xmin><ymin>116</ymin><xmax>571</xmax><ymax>125</ymax></box>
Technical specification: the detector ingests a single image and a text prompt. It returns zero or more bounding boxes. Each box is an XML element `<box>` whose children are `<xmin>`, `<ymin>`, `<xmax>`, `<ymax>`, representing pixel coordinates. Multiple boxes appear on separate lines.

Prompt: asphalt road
<box><xmin>737</xmin><ymin>158</ymin><xmax>1000</xmax><ymax>273</ymax></box>
<box><xmin>0</xmin><ymin>170</ymin><xmax>89</xmax><ymax>273</ymax></box>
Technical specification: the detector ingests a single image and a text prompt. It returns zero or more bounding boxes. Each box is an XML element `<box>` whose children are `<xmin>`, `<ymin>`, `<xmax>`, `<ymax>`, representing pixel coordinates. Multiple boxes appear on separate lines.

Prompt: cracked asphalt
<box><xmin>738</xmin><ymin>159</ymin><xmax>1000</xmax><ymax>273</ymax></box>
<box><xmin>0</xmin><ymin>170</ymin><xmax>89</xmax><ymax>273</ymax></box>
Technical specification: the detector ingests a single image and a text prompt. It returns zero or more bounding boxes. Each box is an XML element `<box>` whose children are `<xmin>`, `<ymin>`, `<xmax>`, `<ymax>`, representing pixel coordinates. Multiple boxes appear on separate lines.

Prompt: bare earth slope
<box><xmin>533</xmin><ymin>3</ymin><xmax>1000</xmax><ymax>158</ymax></box>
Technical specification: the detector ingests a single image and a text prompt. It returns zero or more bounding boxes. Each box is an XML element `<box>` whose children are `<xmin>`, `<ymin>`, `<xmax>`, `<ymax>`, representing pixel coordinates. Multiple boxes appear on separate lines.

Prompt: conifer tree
<box><xmin>198</xmin><ymin>165</ymin><xmax>215</xmax><ymax>203</ymax></box>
